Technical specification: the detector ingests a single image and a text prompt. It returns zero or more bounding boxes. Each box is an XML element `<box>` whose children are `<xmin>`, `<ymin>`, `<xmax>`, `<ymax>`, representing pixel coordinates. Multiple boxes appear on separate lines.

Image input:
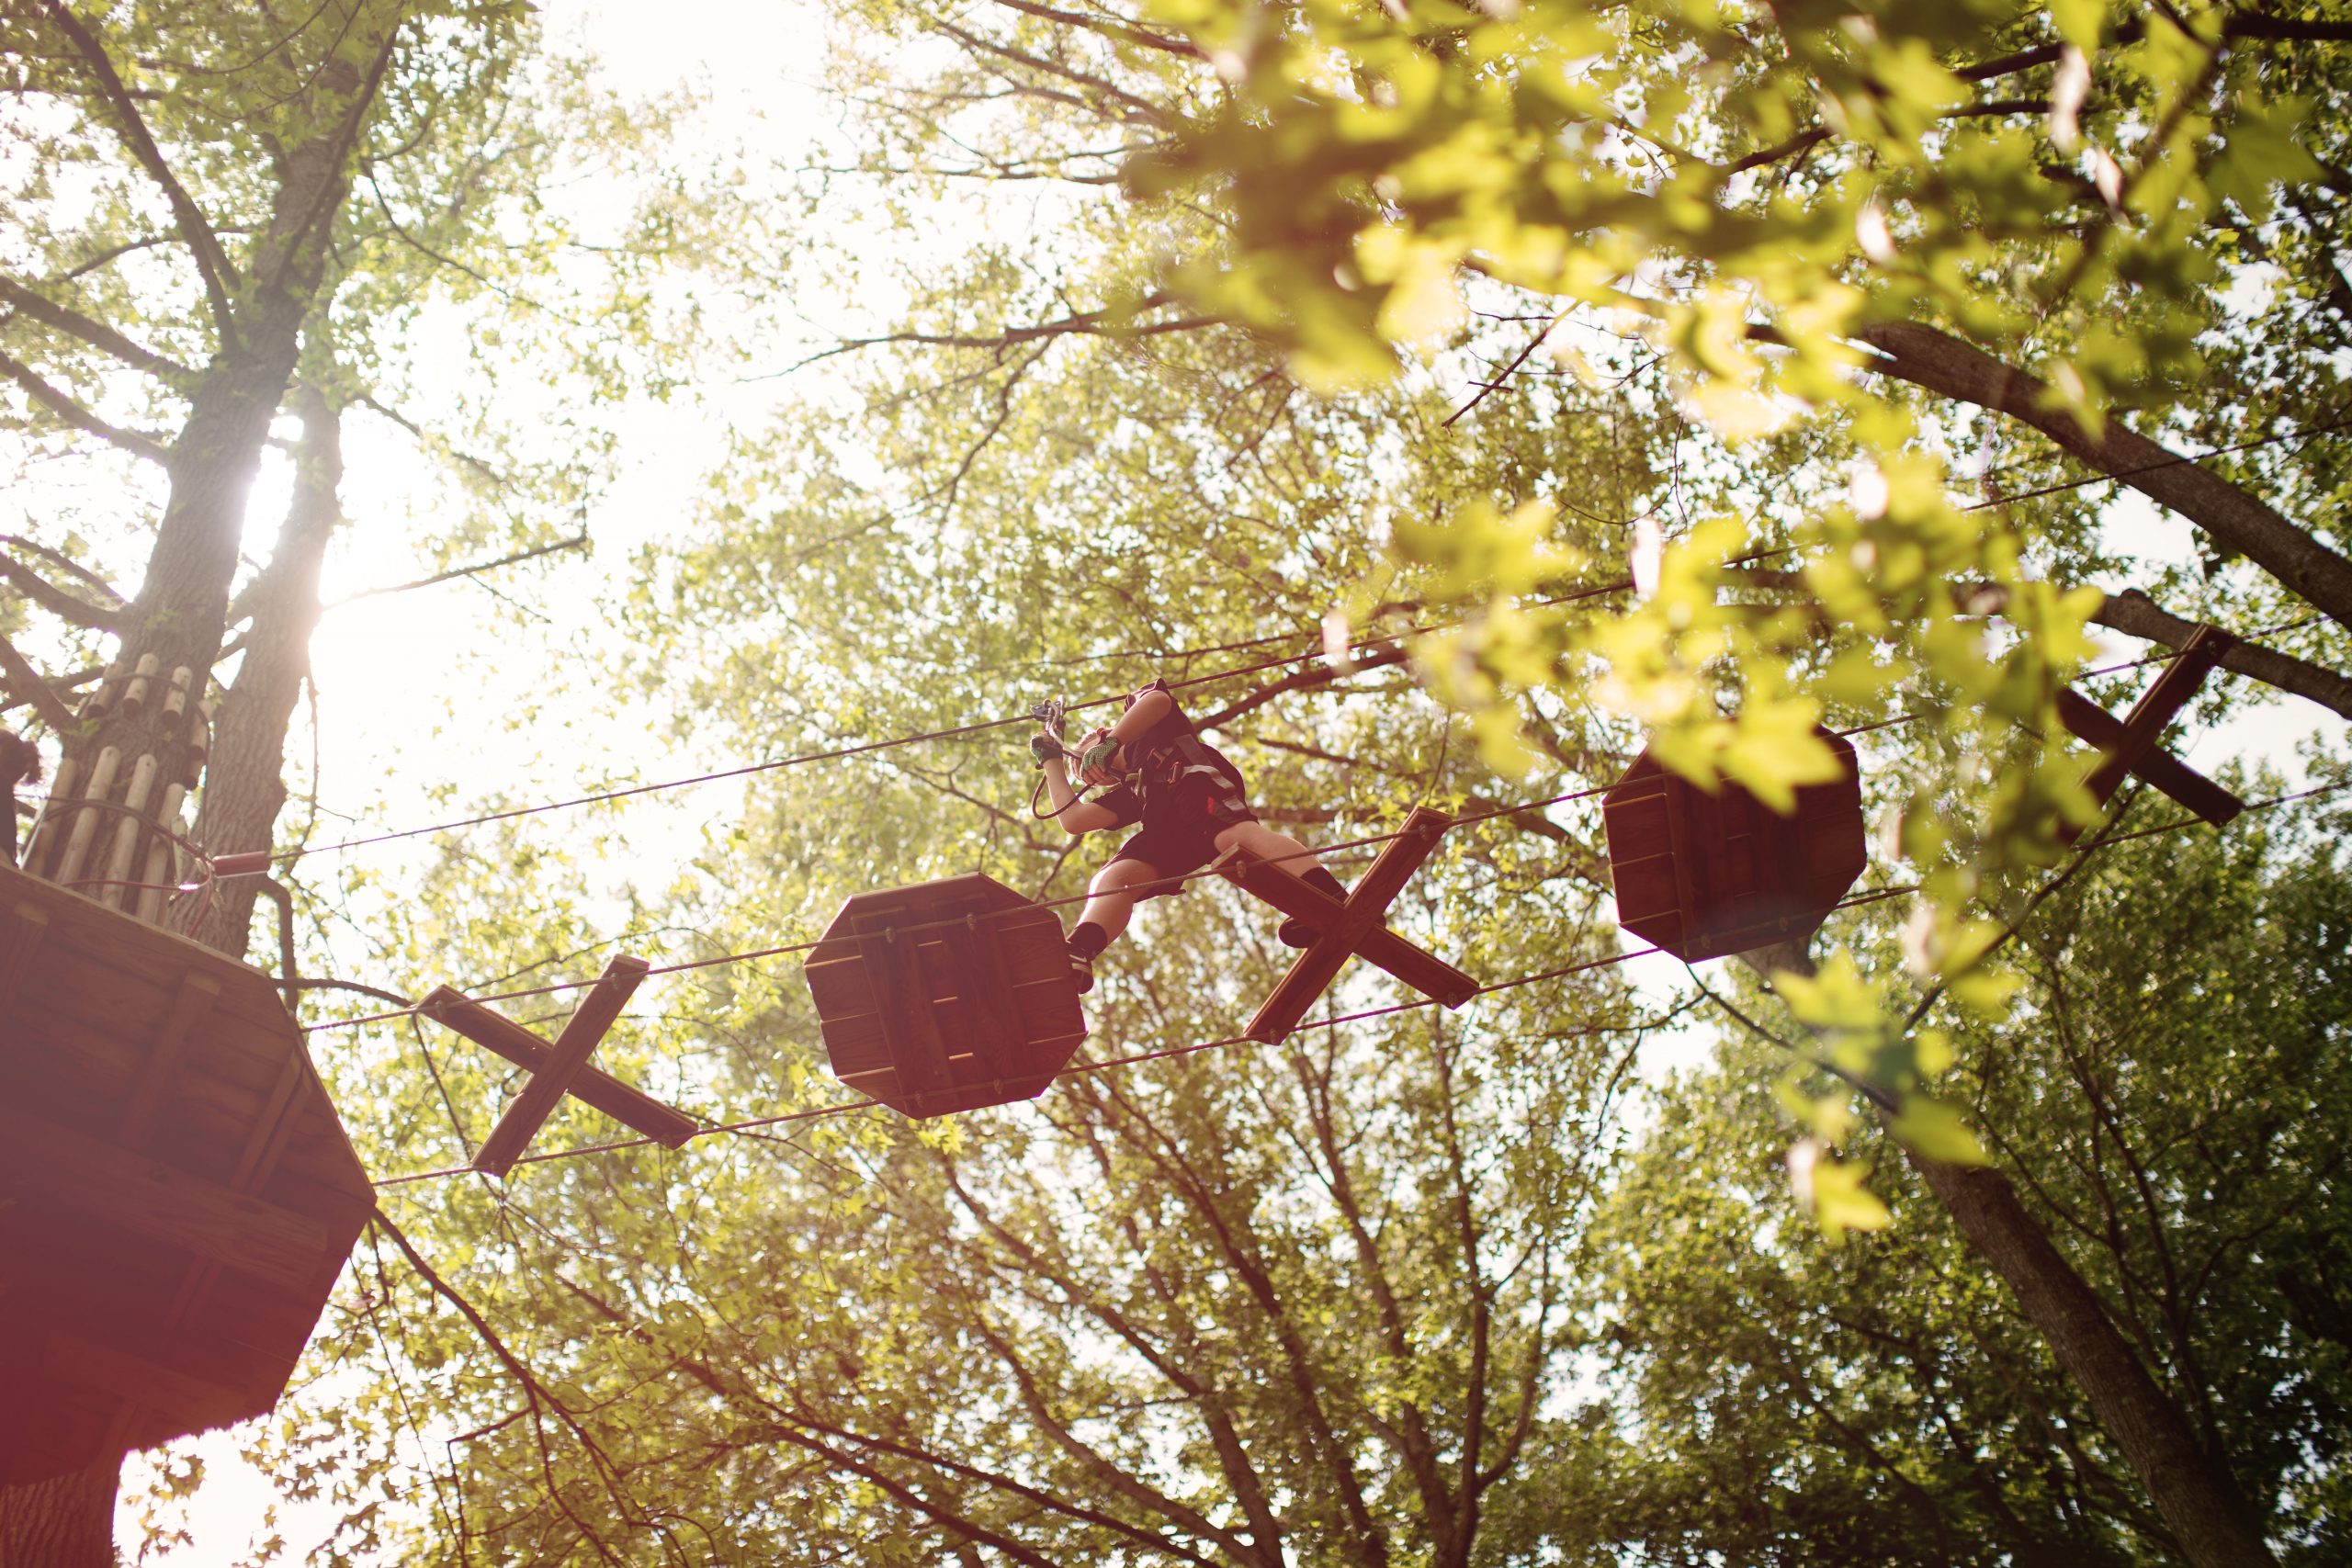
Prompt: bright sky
<box><xmin>96</xmin><ymin>0</ymin><xmax>2348</xmax><ymax>1557</ymax></box>
<box><xmin>113</xmin><ymin>5</ymin><xmax>843</xmax><ymax>1558</ymax></box>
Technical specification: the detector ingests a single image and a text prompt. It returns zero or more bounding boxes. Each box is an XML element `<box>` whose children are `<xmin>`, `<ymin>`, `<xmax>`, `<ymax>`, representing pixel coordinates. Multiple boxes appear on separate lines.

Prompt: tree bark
<box><xmin>0</xmin><ymin>1458</ymin><xmax>119</xmax><ymax>1568</ymax></box>
<box><xmin>6</xmin><ymin>16</ymin><xmax>399</xmax><ymax>1554</ymax></box>
<box><xmin>190</xmin><ymin>387</ymin><xmax>342</xmax><ymax>953</ymax></box>
<box><xmin>1725</xmin><ymin>570</ymin><xmax>2352</xmax><ymax>720</ymax></box>
<box><xmin>1743</xmin><ymin>943</ymin><xmax>2278</xmax><ymax>1568</ymax></box>
<box><xmin>1851</xmin><ymin>321</ymin><xmax>2352</xmax><ymax>633</ymax></box>
<box><xmin>2087</xmin><ymin>589</ymin><xmax>2352</xmax><ymax>720</ymax></box>
<box><xmin>1906</xmin><ymin>1157</ymin><xmax>2277</xmax><ymax>1568</ymax></box>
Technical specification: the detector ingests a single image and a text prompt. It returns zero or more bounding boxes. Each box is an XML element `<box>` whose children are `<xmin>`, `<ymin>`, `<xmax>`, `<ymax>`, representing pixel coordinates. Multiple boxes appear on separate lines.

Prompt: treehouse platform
<box><xmin>0</xmin><ymin>857</ymin><xmax>372</xmax><ymax>1484</ymax></box>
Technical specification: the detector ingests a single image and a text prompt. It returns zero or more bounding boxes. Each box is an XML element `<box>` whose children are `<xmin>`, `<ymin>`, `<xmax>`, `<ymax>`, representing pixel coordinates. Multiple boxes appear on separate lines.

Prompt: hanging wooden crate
<box><xmin>802</xmin><ymin>874</ymin><xmax>1087</xmax><ymax>1118</ymax></box>
<box><xmin>0</xmin><ymin>859</ymin><xmax>373</xmax><ymax>1485</ymax></box>
<box><xmin>1604</xmin><ymin>728</ymin><xmax>1867</xmax><ymax>963</ymax></box>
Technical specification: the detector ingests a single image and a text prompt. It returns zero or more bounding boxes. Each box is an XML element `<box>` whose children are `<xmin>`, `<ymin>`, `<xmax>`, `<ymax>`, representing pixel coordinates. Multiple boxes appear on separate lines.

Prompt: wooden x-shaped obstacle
<box><xmin>1218</xmin><ymin>806</ymin><xmax>1479</xmax><ymax>1045</ymax></box>
<box><xmin>418</xmin><ymin>954</ymin><xmax>695</xmax><ymax>1176</ymax></box>
<box><xmin>2056</xmin><ymin>624</ymin><xmax>2245</xmax><ymax>841</ymax></box>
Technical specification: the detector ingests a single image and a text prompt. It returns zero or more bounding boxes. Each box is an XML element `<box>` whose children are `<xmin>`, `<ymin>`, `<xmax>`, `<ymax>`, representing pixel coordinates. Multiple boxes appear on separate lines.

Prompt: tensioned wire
<box><xmin>337</xmin><ymin>622</ymin><xmax>2346</xmax><ymax>1182</ymax></box>
<box><xmin>368</xmin><ymin>771</ymin><xmax>2349</xmax><ymax>1190</ymax></box>
<box><xmin>269</xmin><ymin>392</ymin><xmax>2352</xmax><ymax>876</ymax></box>
<box><xmin>368</xmin><ymin>882</ymin><xmax>1926</xmax><ymax>1188</ymax></box>
<box><xmin>304</xmin><ymin>615</ymin><xmax>2314</xmax><ymax>1039</ymax></box>
<box><xmin>263</xmin><ymin>563</ymin><xmax>1702</xmax><ymax>867</ymax></box>
<box><xmin>306</xmin><ymin>782</ymin><xmax>1632</xmax><ymax>1033</ymax></box>
<box><xmin>249</xmin><ymin>397</ymin><xmax>2352</xmax><ymax>875</ymax></box>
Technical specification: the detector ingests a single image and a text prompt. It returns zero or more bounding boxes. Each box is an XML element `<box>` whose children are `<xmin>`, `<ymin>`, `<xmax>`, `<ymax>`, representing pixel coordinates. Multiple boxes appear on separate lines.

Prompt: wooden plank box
<box><xmin>1603</xmin><ymin>727</ymin><xmax>1867</xmax><ymax>963</ymax></box>
<box><xmin>0</xmin><ymin>859</ymin><xmax>373</xmax><ymax>1484</ymax></box>
<box><xmin>803</xmin><ymin>874</ymin><xmax>1086</xmax><ymax>1119</ymax></box>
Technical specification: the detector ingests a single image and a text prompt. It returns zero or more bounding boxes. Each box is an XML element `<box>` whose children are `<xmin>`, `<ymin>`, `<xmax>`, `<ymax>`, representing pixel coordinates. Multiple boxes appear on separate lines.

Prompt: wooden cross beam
<box><xmin>417</xmin><ymin>954</ymin><xmax>695</xmax><ymax>1177</ymax></box>
<box><xmin>2056</xmin><ymin>624</ymin><xmax>2245</xmax><ymax>840</ymax></box>
<box><xmin>1221</xmin><ymin>807</ymin><xmax>1479</xmax><ymax>1046</ymax></box>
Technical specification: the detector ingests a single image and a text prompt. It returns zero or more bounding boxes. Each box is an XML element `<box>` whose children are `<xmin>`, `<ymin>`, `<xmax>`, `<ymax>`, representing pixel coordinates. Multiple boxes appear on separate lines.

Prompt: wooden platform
<box><xmin>803</xmin><ymin>874</ymin><xmax>1087</xmax><ymax>1118</ymax></box>
<box><xmin>1604</xmin><ymin>728</ymin><xmax>1867</xmax><ymax>963</ymax></box>
<box><xmin>0</xmin><ymin>859</ymin><xmax>373</xmax><ymax>1484</ymax></box>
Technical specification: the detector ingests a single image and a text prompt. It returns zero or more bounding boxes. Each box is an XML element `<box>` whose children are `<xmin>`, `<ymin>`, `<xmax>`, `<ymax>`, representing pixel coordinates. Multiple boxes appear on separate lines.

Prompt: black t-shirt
<box><xmin>1092</xmin><ymin>679</ymin><xmax>1244</xmax><ymax>830</ymax></box>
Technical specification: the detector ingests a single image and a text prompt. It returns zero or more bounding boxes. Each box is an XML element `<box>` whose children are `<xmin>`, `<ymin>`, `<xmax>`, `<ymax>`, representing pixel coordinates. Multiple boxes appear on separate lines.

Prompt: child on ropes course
<box><xmin>1033</xmin><ymin>678</ymin><xmax>1348</xmax><ymax>994</ymax></box>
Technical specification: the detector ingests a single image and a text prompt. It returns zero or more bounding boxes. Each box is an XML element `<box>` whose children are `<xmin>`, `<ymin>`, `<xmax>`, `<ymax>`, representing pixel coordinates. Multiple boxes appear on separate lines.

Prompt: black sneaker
<box><xmin>1069</xmin><ymin>947</ymin><xmax>1096</xmax><ymax>994</ymax></box>
<box><xmin>1278</xmin><ymin>917</ymin><xmax>1320</xmax><ymax>949</ymax></box>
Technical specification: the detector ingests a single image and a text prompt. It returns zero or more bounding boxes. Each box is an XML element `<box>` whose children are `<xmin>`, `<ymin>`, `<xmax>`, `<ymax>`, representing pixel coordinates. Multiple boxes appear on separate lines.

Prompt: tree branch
<box><xmin>0</xmin><ymin>274</ymin><xmax>197</xmax><ymax>385</ymax></box>
<box><xmin>324</xmin><ymin>533</ymin><xmax>590</xmax><ymax>607</ymax></box>
<box><xmin>1850</xmin><ymin>321</ymin><xmax>2352</xmax><ymax>630</ymax></box>
<box><xmin>36</xmin><ymin>0</ymin><xmax>239</xmax><ymax>339</ymax></box>
<box><xmin>930</xmin><ymin>17</ymin><xmax>1173</xmax><ymax>127</ymax></box>
<box><xmin>0</xmin><ymin>630</ymin><xmax>80</xmax><ymax>733</ymax></box>
<box><xmin>983</xmin><ymin>0</ymin><xmax>1204</xmax><ymax>58</ymax></box>
<box><xmin>2222</xmin><ymin>13</ymin><xmax>2352</xmax><ymax>43</ymax></box>
<box><xmin>0</xmin><ymin>346</ymin><xmax>171</xmax><ymax>466</ymax></box>
<box><xmin>0</xmin><ymin>548</ymin><xmax>124</xmax><ymax>630</ymax></box>
<box><xmin>2002</xmin><ymin>581</ymin><xmax>2352</xmax><ymax>720</ymax></box>
<box><xmin>262</xmin><ymin>17</ymin><xmax>404</xmax><ymax>297</ymax></box>
<box><xmin>1193</xmin><ymin>644</ymin><xmax>1408</xmax><ymax>729</ymax></box>
<box><xmin>0</xmin><ymin>535</ymin><xmax>124</xmax><ymax>607</ymax></box>
<box><xmin>355</xmin><ymin>391</ymin><xmax>513</xmax><ymax>487</ymax></box>
<box><xmin>369</xmin><ymin>1208</ymin><xmax>638</xmax><ymax>1565</ymax></box>
<box><xmin>0</xmin><ymin>660</ymin><xmax>103</xmax><ymax>718</ymax></box>
<box><xmin>777</xmin><ymin>291</ymin><xmax>1210</xmax><ymax>373</ymax></box>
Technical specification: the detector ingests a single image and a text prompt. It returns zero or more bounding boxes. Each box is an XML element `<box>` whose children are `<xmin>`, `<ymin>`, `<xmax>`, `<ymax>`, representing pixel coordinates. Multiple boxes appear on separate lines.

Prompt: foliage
<box><xmin>1583</xmin><ymin>787</ymin><xmax>2352</xmax><ymax>1564</ymax></box>
<box><xmin>1108</xmin><ymin>0</ymin><xmax>2352</xmax><ymax>1169</ymax></box>
<box><xmin>12</xmin><ymin>0</ymin><xmax>2344</xmax><ymax>1563</ymax></box>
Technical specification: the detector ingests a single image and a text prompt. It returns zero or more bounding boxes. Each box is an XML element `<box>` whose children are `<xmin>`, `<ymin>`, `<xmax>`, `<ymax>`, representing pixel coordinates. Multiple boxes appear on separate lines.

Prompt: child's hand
<box><xmin>1077</xmin><ymin>728</ymin><xmax>1122</xmax><ymax>785</ymax></box>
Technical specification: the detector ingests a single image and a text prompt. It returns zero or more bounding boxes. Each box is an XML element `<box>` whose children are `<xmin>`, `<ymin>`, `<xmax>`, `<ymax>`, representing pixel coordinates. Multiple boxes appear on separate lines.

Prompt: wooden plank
<box><xmin>2054</xmin><ymin>687</ymin><xmax>2245</xmax><ymax>827</ymax></box>
<box><xmin>232</xmin><ymin>1049</ymin><xmax>308</xmax><ymax>1192</ymax></box>
<box><xmin>0</xmin><ymin>862</ymin><xmax>304</xmax><ymax>1051</ymax></box>
<box><xmin>119</xmin><ymin>970</ymin><xmax>223</xmax><ymax>1147</ymax></box>
<box><xmin>1246</xmin><ymin>808</ymin><xmax>1459</xmax><ymax>1045</ymax></box>
<box><xmin>40</xmin><ymin>1330</ymin><xmax>257</xmax><ymax>1433</ymax></box>
<box><xmin>0</xmin><ymin>897</ymin><xmax>51</xmax><ymax>1013</ymax></box>
<box><xmin>804</xmin><ymin>952</ymin><xmax>879</xmax><ymax>1016</ymax></box>
<box><xmin>1220</xmin><ymin>851</ymin><xmax>1476</xmax><ymax>1008</ymax></box>
<box><xmin>945</xmin><ymin>903</ymin><xmax>1028</xmax><ymax>1071</ymax></box>
<box><xmin>418</xmin><ymin>984</ymin><xmax>695</xmax><ymax>1149</ymax></box>
<box><xmin>0</xmin><ymin>1198</ymin><xmax>194</xmax><ymax>1309</ymax></box>
<box><xmin>471</xmin><ymin>954</ymin><xmax>649</xmax><ymax>1178</ymax></box>
<box><xmin>818</xmin><ymin>1007</ymin><xmax>894</xmax><ymax>1076</ymax></box>
<box><xmin>2080</xmin><ymin>625</ymin><xmax>2230</xmax><ymax>807</ymax></box>
<box><xmin>855</xmin><ymin>918</ymin><xmax>955</xmax><ymax>1102</ymax></box>
<box><xmin>0</xmin><ymin>1100</ymin><xmax>331</xmax><ymax>1293</ymax></box>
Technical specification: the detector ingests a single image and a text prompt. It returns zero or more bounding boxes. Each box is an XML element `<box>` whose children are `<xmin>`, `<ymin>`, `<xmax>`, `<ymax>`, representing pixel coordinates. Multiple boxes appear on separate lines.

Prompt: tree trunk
<box><xmin>190</xmin><ymin>387</ymin><xmax>342</xmax><ymax>953</ymax></box>
<box><xmin>0</xmin><ymin>1458</ymin><xmax>120</xmax><ymax>1568</ymax></box>
<box><xmin>1743</xmin><ymin>943</ymin><xmax>2278</xmax><ymax>1568</ymax></box>
<box><xmin>1905</xmin><ymin>1156</ymin><xmax>2276</xmax><ymax>1568</ymax></box>
<box><xmin>1853</xmin><ymin>320</ymin><xmax>2352</xmax><ymax>633</ymax></box>
<box><xmin>6</xmin><ymin>21</ymin><xmax>396</xmax><ymax>1552</ymax></box>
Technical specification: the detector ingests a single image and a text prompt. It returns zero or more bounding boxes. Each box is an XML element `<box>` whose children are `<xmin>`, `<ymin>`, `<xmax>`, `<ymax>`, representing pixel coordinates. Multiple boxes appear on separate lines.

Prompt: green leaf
<box><xmin>2049</xmin><ymin>0</ymin><xmax>2105</xmax><ymax>54</ymax></box>
<box><xmin>1891</xmin><ymin>1095</ymin><xmax>1990</xmax><ymax>1166</ymax></box>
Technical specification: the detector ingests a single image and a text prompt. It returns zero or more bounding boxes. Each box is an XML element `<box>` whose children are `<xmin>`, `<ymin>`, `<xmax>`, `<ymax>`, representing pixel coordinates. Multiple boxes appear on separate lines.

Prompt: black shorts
<box><xmin>1105</xmin><ymin>770</ymin><xmax>1258</xmax><ymax>898</ymax></box>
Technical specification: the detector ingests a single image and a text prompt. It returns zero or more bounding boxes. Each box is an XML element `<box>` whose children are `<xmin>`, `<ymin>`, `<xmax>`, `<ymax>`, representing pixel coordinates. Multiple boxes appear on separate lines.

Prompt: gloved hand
<box><xmin>1029</xmin><ymin>733</ymin><xmax>1061</xmax><ymax>770</ymax></box>
<box><xmin>1080</xmin><ymin>735</ymin><xmax>1123</xmax><ymax>782</ymax></box>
